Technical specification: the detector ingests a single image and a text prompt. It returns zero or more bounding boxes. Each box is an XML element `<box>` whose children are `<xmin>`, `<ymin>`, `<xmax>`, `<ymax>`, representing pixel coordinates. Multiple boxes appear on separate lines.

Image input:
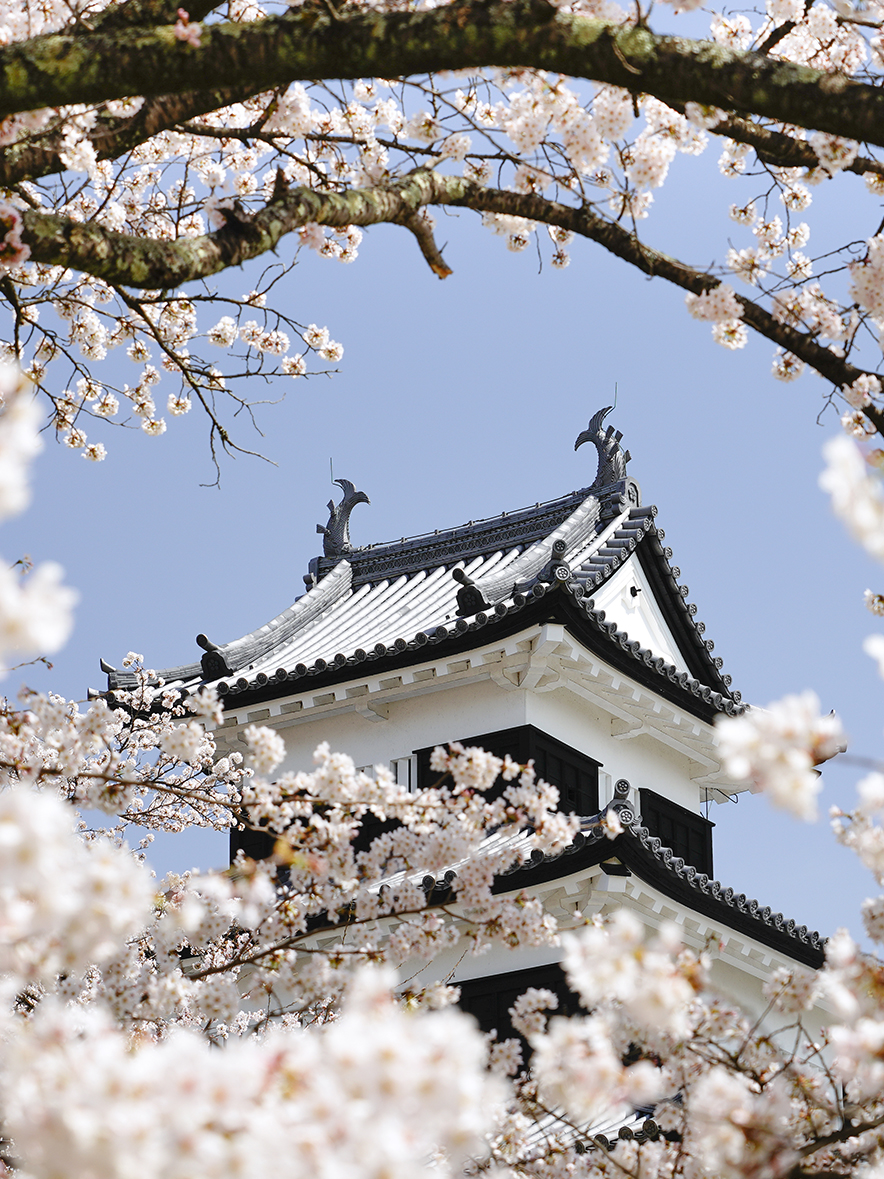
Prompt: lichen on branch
<box><xmin>3</xmin><ymin>0</ymin><xmax>884</xmax><ymax>146</ymax></box>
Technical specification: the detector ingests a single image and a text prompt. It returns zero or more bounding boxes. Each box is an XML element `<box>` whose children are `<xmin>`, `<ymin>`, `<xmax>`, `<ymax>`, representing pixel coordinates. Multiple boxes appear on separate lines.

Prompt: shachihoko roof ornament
<box><xmin>316</xmin><ymin>478</ymin><xmax>370</xmax><ymax>558</ymax></box>
<box><xmin>575</xmin><ymin>406</ymin><xmax>632</xmax><ymax>490</ymax></box>
<box><xmin>456</xmin><ymin>406</ymin><xmax>636</xmax><ymax>609</ymax></box>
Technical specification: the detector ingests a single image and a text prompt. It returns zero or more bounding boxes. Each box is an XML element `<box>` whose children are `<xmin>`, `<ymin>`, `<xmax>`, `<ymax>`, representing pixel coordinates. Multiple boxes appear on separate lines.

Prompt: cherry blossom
<box><xmin>4</xmin><ymin>418</ymin><xmax>884</xmax><ymax>1179</ymax></box>
<box><xmin>715</xmin><ymin>691</ymin><xmax>843</xmax><ymax>820</ymax></box>
<box><xmin>821</xmin><ymin>435</ymin><xmax>884</xmax><ymax>562</ymax></box>
<box><xmin>0</xmin><ymin>0</ymin><xmax>876</xmax><ymax>461</ymax></box>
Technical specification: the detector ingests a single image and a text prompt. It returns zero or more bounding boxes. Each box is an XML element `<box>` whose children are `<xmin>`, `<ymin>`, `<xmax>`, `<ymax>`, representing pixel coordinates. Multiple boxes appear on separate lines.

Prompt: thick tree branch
<box><xmin>3</xmin><ymin>0</ymin><xmax>884</xmax><ymax>146</ymax></box>
<box><xmin>794</xmin><ymin>1113</ymin><xmax>884</xmax><ymax>1159</ymax></box>
<box><xmin>23</xmin><ymin>178</ymin><xmax>421</xmax><ymax>285</ymax></box>
<box><xmin>21</xmin><ymin>168</ymin><xmax>879</xmax><ymax>418</ymax></box>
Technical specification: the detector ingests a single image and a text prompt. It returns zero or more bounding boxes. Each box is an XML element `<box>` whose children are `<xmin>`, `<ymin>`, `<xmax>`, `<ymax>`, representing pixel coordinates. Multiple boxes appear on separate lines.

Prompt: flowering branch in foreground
<box><xmin>4</xmin><ymin>1</ymin><xmax>884</xmax><ymax>143</ymax></box>
<box><xmin>4</xmin><ymin>0</ymin><xmax>884</xmax><ymax>457</ymax></box>
<box><xmin>716</xmin><ymin>690</ymin><xmax>845</xmax><ymax>821</ymax></box>
<box><xmin>18</xmin><ymin>171</ymin><xmax>880</xmax><ymax>413</ymax></box>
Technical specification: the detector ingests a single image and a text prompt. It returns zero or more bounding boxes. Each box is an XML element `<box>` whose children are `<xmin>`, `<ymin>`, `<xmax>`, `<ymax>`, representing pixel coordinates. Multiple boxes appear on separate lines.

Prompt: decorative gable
<box><xmin>590</xmin><ymin>558</ymin><xmax>690</xmax><ymax>675</ymax></box>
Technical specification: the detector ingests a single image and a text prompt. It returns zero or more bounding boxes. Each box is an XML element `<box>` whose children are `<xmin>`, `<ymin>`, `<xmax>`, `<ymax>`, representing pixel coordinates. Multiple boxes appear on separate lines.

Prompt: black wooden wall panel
<box><xmin>638</xmin><ymin>787</ymin><xmax>714</xmax><ymax>876</ymax></box>
<box><xmin>416</xmin><ymin>725</ymin><xmax>600</xmax><ymax>815</ymax></box>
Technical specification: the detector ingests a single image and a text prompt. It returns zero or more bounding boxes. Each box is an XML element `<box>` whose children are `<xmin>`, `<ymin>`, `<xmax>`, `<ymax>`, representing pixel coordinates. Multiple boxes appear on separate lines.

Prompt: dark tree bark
<box><xmin>1</xmin><ymin>0</ymin><xmax>884</xmax><ymax>145</ymax></box>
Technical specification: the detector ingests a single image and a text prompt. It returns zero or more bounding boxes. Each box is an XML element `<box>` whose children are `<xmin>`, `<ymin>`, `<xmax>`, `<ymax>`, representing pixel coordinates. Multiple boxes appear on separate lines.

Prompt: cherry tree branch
<box><xmin>21</xmin><ymin>168</ymin><xmax>879</xmax><ymax>413</ymax></box>
<box><xmin>0</xmin><ymin>87</ymin><xmax>243</xmax><ymax>186</ymax></box>
<box><xmin>395</xmin><ymin>209</ymin><xmax>453</xmax><ymax>278</ymax></box>
<box><xmin>3</xmin><ymin>0</ymin><xmax>884</xmax><ymax>146</ymax></box>
<box><xmin>795</xmin><ymin>1113</ymin><xmax>884</xmax><ymax>1159</ymax></box>
<box><xmin>701</xmin><ymin>112</ymin><xmax>884</xmax><ymax>178</ymax></box>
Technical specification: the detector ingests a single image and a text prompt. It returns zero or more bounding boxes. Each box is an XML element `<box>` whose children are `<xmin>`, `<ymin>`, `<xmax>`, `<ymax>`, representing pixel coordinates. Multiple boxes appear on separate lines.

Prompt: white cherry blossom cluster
<box><xmin>533</xmin><ymin>1011</ymin><xmax>646</xmax><ymax>1124</ymax></box>
<box><xmin>717</xmin><ymin>176</ymin><xmax>882</xmax><ymax>389</ymax></box>
<box><xmin>562</xmin><ymin>909</ymin><xmax>696</xmax><ymax>1037</ymax></box>
<box><xmin>0</xmin><ymin>367</ymin><xmax>75</xmax><ymax>669</ymax></box>
<box><xmin>685</xmin><ymin>284</ymin><xmax>746</xmax><ymax>349</ymax></box>
<box><xmin>851</xmin><ymin>236</ymin><xmax>884</xmax><ymax>345</ymax></box>
<box><xmin>715</xmin><ymin>690</ymin><xmax>843</xmax><ymax>820</ymax></box>
<box><xmin>0</xmin><ymin>673</ymin><xmax>571</xmax><ymax>1179</ymax></box>
<box><xmin>844</xmin><ymin>373</ymin><xmax>883</xmax><ymax>411</ymax></box>
<box><xmin>510</xmin><ymin>985</ymin><xmax>559</xmax><ymax>1037</ymax></box>
<box><xmin>0</xmin><ymin>607</ymin><xmax>880</xmax><ymax>1179</ymax></box>
<box><xmin>820</xmin><ymin>435</ymin><xmax>884</xmax><ymax>562</ymax></box>
<box><xmin>0</xmin><ymin>0</ymin><xmax>880</xmax><ymax>454</ymax></box>
<box><xmin>226</xmin><ymin>738</ymin><xmax>573</xmax><ymax>973</ymax></box>
<box><xmin>0</xmin><ymin>785</ymin><xmax>153</xmax><ymax>983</ymax></box>
<box><xmin>493</xmin><ymin>905</ymin><xmax>861</xmax><ymax>1179</ymax></box>
<box><xmin>687</xmin><ymin>1067</ymin><xmax>797</xmax><ymax>1179</ymax></box>
<box><xmin>762</xmin><ymin>964</ymin><xmax>821</xmax><ymax>1014</ymax></box>
<box><xmin>243</xmin><ymin>722</ymin><xmax>287</xmax><ymax>774</ymax></box>
<box><xmin>2</xmin><ymin>970</ymin><xmax>501</xmax><ymax>1179</ymax></box>
<box><xmin>831</xmin><ymin>773</ymin><xmax>884</xmax><ymax>887</ymax></box>
<box><xmin>685</xmin><ymin>283</ymin><xmax>743</xmax><ymax>323</ymax></box>
<box><xmin>0</xmin><ymin>705</ymin><xmax>574</xmax><ymax>1029</ymax></box>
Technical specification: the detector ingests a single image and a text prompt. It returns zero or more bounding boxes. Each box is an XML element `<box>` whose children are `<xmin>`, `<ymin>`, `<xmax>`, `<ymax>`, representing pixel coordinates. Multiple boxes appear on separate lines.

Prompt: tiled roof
<box><xmin>522</xmin><ymin>1106</ymin><xmax>661</xmax><ymax>1156</ymax></box>
<box><xmin>498</xmin><ymin>804</ymin><xmax>825</xmax><ymax>967</ymax></box>
<box><xmin>103</xmin><ymin>413</ymin><xmax>742</xmax><ymax>718</ymax></box>
<box><xmin>390</xmin><ymin>792</ymin><xmax>823</xmax><ymax>969</ymax></box>
<box><xmin>414</xmin><ymin>802</ymin><xmax>824</xmax><ymax>967</ymax></box>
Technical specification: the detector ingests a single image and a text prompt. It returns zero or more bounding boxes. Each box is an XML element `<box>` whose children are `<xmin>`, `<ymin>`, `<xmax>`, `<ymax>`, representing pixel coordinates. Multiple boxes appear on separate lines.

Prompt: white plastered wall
<box><xmin>591</xmin><ymin>558</ymin><xmax>691</xmax><ymax>675</ymax></box>
<box><xmin>220</xmin><ymin>657</ymin><xmax>714</xmax><ymax>819</ymax></box>
<box><xmin>265</xmin><ymin>677</ymin><xmax>531</xmax><ymax>779</ymax></box>
<box><xmin>525</xmin><ymin>685</ymin><xmax>705</xmax><ymax>815</ymax></box>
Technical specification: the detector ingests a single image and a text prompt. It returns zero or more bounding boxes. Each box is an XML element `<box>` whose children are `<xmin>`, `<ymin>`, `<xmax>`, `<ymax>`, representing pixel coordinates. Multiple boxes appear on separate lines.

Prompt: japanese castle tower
<box><xmin>105</xmin><ymin>409</ymin><xmax>825</xmax><ymax>1046</ymax></box>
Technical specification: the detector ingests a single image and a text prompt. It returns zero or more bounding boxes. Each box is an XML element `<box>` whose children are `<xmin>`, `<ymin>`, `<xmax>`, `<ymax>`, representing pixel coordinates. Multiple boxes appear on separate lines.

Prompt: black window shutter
<box><xmin>638</xmin><ymin>787</ymin><xmax>714</xmax><ymax>876</ymax></box>
<box><xmin>416</xmin><ymin>725</ymin><xmax>600</xmax><ymax>816</ymax></box>
<box><xmin>457</xmin><ymin>961</ymin><xmax>583</xmax><ymax>1058</ymax></box>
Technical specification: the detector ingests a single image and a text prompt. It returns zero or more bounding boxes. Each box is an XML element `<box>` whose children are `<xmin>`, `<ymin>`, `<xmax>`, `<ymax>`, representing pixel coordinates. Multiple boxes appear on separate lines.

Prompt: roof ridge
<box><xmin>498</xmin><ymin>802</ymin><xmax>824</xmax><ymax>960</ymax></box>
<box><xmin>313</xmin><ymin>486</ymin><xmax>593</xmax><ymax>586</ymax></box>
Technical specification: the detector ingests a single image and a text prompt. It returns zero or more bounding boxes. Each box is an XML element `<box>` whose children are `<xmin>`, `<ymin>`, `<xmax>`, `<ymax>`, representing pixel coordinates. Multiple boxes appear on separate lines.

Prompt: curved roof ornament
<box><xmin>196</xmin><ymin>633</ymin><xmax>232</xmax><ymax>679</ymax></box>
<box><xmin>317</xmin><ymin>478</ymin><xmax>370</xmax><ymax>558</ymax></box>
<box><xmin>574</xmin><ymin>406</ymin><xmax>632</xmax><ymax>490</ymax></box>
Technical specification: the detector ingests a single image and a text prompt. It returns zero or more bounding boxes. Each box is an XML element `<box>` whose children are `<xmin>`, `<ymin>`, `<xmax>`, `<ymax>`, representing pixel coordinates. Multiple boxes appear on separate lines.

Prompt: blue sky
<box><xmin>5</xmin><ymin>136</ymin><xmax>881</xmax><ymax>945</ymax></box>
